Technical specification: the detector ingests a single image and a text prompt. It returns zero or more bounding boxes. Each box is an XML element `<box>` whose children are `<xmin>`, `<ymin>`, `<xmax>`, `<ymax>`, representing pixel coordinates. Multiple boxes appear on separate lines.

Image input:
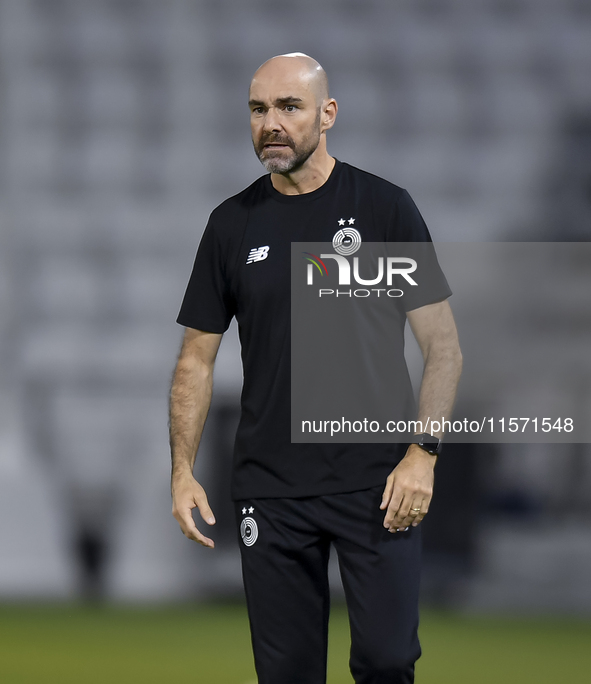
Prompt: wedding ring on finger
<box><xmin>410</xmin><ymin>507</ymin><xmax>421</xmax><ymax>516</ymax></box>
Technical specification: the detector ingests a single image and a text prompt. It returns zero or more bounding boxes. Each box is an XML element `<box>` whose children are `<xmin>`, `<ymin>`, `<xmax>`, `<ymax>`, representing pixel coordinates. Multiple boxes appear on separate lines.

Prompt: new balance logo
<box><xmin>246</xmin><ymin>245</ymin><xmax>270</xmax><ymax>264</ymax></box>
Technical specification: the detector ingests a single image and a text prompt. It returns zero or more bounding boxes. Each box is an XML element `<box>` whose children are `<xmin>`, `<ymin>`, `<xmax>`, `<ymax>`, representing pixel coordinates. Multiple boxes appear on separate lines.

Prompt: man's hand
<box><xmin>380</xmin><ymin>444</ymin><xmax>436</xmax><ymax>532</ymax></box>
<box><xmin>171</xmin><ymin>472</ymin><xmax>216</xmax><ymax>548</ymax></box>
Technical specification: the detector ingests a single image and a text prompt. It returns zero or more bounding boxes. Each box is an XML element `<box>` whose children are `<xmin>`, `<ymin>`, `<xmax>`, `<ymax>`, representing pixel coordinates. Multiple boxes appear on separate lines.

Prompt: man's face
<box><xmin>249</xmin><ymin>64</ymin><xmax>323</xmax><ymax>174</ymax></box>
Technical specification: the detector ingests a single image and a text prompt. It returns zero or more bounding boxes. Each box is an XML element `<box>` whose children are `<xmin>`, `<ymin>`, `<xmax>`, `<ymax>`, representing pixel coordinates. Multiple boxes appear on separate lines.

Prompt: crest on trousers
<box><xmin>240</xmin><ymin>515</ymin><xmax>258</xmax><ymax>547</ymax></box>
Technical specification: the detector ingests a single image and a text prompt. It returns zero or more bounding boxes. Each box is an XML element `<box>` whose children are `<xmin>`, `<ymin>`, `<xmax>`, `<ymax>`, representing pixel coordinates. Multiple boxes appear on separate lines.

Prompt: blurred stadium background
<box><xmin>0</xmin><ymin>0</ymin><xmax>590</xmax><ymax>681</ymax></box>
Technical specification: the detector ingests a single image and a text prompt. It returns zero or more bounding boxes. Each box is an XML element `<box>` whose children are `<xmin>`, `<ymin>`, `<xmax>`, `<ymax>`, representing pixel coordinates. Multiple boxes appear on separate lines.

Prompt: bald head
<box><xmin>251</xmin><ymin>53</ymin><xmax>329</xmax><ymax>106</ymax></box>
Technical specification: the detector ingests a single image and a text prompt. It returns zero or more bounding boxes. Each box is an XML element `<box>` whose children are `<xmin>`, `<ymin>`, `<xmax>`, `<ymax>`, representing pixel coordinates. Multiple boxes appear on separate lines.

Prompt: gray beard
<box><xmin>259</xmin><ymin>143</ymin><xmax>317</xmax><ymax>174</ymax></box>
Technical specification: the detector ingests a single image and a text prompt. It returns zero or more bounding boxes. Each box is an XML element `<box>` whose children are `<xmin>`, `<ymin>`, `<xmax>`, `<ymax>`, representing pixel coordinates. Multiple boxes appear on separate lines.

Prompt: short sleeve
<box><xmin>176</xmin><ymin>213</ymin><xmax>237</xmax><ymax>333</ymax></box>
<box><xmin>389</xmin><ymin>189</ymin><xmax>452</xmax><ymax>312</ymax></box>
<box><xmin>389</xmin><ymin>188</ymin><xmax>432</xmax><ymax>243</ymax></box>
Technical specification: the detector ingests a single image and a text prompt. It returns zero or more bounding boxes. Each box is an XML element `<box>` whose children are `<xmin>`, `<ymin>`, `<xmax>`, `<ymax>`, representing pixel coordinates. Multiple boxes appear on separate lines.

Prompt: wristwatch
<box><xmin>415</xmin><ymin>433</ymin><xmax>441</xmax><ymax>456</ymax></box>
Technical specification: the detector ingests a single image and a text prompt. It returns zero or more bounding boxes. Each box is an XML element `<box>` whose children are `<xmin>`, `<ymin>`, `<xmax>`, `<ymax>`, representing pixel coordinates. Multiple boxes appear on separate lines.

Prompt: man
<box><xmin>170</xmin><ymin>53</ymin><xmax>462</xmax><ymax>683</ymax></box>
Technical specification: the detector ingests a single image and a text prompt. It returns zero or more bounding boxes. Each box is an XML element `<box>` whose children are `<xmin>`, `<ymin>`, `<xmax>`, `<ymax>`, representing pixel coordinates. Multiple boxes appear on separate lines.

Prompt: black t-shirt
<box><xmin>177</xmin><ymin>159</ymin><xmax>451</xmax><ymax>500</ymax></box>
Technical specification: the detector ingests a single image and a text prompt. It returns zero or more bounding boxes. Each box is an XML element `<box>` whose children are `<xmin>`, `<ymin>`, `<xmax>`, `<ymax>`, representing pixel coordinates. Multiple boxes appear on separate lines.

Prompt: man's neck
<box><xmin>270</xmin><ymin>151</ymin><xmax>336</xmax><ymax>196</ymax></box>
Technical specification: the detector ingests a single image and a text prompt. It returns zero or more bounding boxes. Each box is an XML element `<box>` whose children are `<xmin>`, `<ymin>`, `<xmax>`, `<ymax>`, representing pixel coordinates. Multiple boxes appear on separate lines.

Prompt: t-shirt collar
<box><xmin>263</xmin><ymin>158</ymin><xmax>342</xmax><ymax>204</ymax></box>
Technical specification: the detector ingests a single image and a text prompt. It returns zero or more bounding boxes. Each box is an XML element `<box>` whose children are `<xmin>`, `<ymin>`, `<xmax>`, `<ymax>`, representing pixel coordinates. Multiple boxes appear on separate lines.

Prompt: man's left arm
<box><xmin>380</xmin><ymin>299</ymin><xmax>462</xmax><ymax>532</ymax></box>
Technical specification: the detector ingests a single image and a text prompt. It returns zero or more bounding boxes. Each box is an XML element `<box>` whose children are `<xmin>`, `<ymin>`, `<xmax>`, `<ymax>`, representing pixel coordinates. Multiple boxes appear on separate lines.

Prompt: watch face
<box><xmin>417</xmin><ymin>434</ymin><xmax>440</xmax><ymax>454</ymax></box>
<box><xmin>418</xmin><ymin>433</ymin><xmax>436</xmax><ymax>444</ymax></box>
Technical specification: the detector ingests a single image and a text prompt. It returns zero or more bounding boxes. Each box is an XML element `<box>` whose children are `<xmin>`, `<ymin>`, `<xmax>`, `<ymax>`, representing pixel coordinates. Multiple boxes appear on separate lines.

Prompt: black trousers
<box><xmin>235</xmin><ymin>486</ymin><xmax>422</xmax><ymax>684</ymax></box>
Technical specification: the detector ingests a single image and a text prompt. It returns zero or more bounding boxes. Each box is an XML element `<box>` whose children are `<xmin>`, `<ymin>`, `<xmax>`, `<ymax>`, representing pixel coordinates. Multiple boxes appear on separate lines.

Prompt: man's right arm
<box><xmin>170</xmin><ymin>327</ymin><xmax>223</xmax><ymax>548</ymax></box>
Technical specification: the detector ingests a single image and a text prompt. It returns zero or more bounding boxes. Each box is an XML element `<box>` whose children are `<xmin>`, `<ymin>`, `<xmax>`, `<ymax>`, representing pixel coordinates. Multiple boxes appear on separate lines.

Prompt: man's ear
<box><xmin>321</xmin><ymin>99</ymin><xmax>338</xmax><ymax>132</ymax></box>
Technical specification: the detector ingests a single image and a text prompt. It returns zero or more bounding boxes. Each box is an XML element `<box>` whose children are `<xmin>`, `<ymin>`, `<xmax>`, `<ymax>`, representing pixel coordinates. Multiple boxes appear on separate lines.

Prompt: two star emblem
<box><xmin>242</xmin><ymin>507</ymin><xmax>254</xmax><ymax>515</ymax></box>
<box><xmin>338</xmin><ymin>218</ymin><xmax>355</xmax><ymax>226</ymax></box>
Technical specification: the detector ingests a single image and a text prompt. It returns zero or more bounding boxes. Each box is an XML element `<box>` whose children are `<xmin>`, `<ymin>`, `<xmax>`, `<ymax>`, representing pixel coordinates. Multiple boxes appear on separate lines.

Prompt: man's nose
<box><xmin>263</xmin><ymin>107</ymin><xmax>282</xmax><ymax>132</ymax></box>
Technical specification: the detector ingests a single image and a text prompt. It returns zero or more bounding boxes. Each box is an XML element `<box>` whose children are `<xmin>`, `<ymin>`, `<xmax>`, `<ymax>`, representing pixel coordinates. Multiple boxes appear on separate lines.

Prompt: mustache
<box><xmin>259</xmin><ymin>133</ymin><xmax>294</xmax><ymax>148</ymax></box>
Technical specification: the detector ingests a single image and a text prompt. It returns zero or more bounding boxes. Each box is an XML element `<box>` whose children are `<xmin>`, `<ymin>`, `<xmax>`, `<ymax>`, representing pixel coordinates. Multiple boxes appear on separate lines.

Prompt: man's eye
<box><xmin>285</xmin><ymin>105</ymin><xmax>297</xmax><ymax>112</ymax></box>
<box><xmin>252</xmin><ymin>107</ymin><xmax>264</xmax><ymax>114</ymax></box>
